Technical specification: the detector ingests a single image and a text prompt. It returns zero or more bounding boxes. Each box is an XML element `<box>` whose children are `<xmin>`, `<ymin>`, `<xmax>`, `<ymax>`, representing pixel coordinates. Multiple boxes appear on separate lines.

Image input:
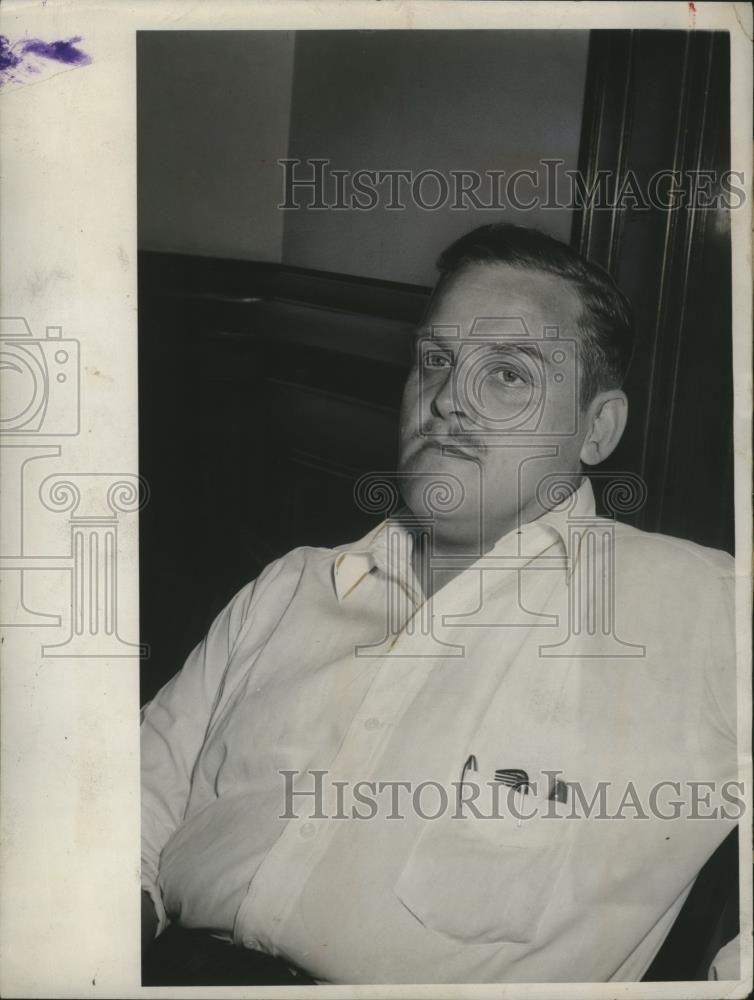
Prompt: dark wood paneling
<box><xmin>572</xmin><ymin>30</ymin><xmax>733</xmax><ymax>554</ymax></box>
<box><xmin>572</xmin><ymin>29</ymin><xmax>737</xmax><ymax>982</ymax></box>
<box><xmin>139</xmin><ymin>254</ymin><xmax>427</xmax><ymax>702</ymax></box>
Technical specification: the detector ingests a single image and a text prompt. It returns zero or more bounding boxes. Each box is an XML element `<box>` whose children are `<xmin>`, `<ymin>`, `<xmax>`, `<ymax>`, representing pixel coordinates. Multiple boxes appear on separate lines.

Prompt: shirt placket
<box><xmin>232</xmin><ymin>534</ymin><xmax>431</xmax><ymax>952</ymax></box>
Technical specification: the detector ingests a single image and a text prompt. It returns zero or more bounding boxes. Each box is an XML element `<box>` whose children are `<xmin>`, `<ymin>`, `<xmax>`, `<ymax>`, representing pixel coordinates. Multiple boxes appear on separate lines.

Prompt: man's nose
<box><xmin>429</xmin><ymin>366</ymin><xmax>467</xmax><ymax>422</ymax></box>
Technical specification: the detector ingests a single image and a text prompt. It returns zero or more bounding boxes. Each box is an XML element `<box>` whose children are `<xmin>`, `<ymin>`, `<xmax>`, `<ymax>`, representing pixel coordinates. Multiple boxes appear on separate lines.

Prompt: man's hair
<box><xmin>435</xmin><ymin>223</ymin><xmax>635</xmax><ymax>409</ymax></box>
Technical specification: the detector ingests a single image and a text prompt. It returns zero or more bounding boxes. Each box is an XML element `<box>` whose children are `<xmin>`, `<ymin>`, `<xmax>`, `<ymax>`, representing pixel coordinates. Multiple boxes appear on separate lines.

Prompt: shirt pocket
<box><xmin>393</xmin><ymin>803</ymin><xmax>569</xmax><ymax>945</ymax></box>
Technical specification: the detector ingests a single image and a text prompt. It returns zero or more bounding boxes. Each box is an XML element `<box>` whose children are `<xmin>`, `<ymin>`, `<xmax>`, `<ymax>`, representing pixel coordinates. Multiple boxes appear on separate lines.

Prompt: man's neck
<box><xmin>405</xmin><ymin>479</ymin><xmax>584</xmax><ymax>599</ymax></box>
<box><xmin>410</xmin><ymin>523</ymin><xmax>506</xmax><ymax>600</ymax></box>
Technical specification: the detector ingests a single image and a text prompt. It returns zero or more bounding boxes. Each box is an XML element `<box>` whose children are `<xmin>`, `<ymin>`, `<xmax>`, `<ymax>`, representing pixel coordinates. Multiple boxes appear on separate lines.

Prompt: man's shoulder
<box><xmin>254</xmin><ymin>523</ymin><xmax>384</xmax><ymax>577</ymax></box>
<box><xmin>610</xmin><ymin>518</ymin><xmax>734</xmax><ymax>580</ymax></box>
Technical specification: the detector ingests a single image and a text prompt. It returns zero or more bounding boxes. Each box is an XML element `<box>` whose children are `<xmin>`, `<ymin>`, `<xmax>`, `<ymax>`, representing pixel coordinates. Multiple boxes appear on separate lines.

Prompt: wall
<box><xmin>137</xmin><ymin>31</ymin><xmax>295</xmax><ymax>261</ymax></box>
<box><xmin>137</xmin><ymin>30</ymin><xmax>589</xmax><ymax>282</ymax></box>
<box><xmin>283</xmin><ymin>30</ymin><xmax>589</xmax><ymax>284</ymax></box>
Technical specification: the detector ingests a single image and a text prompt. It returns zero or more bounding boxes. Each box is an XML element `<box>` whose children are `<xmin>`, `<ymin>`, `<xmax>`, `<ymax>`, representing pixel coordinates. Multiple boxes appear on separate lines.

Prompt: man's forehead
<box><xmin>426</xmin><ymin>261</ymin><xmax>583</xmax><ymax>333</ymax></box>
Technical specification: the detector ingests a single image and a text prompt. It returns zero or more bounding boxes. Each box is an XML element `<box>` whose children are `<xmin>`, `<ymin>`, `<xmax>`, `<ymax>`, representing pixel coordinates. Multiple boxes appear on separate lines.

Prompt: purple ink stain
<box><xmin>0</xmin><ymin>34</ymin><xmax>91</xmax><ymax>88</ymax></box>
<box><xmin>21</xmin><ymin>36</ymin><xmax>91</xmax><ymax>66</ymax></box>
<box><xmin>0</xmin><ymin>36</ymin><xmax>23</xmax><ymax>72</ymax></box>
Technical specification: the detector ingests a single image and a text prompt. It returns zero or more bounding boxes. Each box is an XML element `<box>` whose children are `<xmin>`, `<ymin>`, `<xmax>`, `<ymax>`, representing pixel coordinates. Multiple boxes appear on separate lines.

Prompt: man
<box><xmin>141</xmin><ymin>224</ymin><xmax>738</xmax><ymax>983</ymax></box>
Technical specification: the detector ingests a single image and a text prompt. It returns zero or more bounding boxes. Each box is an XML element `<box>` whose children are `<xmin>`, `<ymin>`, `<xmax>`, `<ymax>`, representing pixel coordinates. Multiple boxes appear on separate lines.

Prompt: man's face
<box><xmin>398</xmin><ymin>262</ymin><xmax>591</xmax><ymax>549</ymax></box>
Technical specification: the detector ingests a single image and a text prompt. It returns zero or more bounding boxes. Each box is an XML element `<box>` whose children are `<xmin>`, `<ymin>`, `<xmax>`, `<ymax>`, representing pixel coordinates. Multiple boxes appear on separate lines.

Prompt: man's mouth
<box><xmin>420</xmin><ymin>435</ymin><xmax>484</xmax><ymax>458</ymax></box>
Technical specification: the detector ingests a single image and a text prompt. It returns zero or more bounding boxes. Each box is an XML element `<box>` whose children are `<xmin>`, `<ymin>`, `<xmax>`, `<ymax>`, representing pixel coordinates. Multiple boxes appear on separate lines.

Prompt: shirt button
<box><xmin>364</xmin><ymin>717</ymin><xmax>381</xmax><ymax>731</ymax></box>
<box><xmin>300</xmin><ymin>822</ymin><xmax>316</xmax><ymax>839</ymax></box>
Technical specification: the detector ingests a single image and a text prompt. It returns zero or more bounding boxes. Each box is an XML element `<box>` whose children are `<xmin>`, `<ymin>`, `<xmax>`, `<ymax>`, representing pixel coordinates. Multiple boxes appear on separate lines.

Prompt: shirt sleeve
<box><xmin>140</xmin><ymin>577</ymin><xmax>259</xmax><ymax>935</ymax></box>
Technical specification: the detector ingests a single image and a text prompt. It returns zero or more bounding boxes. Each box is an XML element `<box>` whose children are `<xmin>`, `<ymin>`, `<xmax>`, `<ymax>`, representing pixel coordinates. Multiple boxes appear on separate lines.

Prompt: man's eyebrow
<box><xmin>412</xmin><ymin>333</ymin><xmax>547</xmax><ymax>362</ymax></box>
<box><xmin>486</xmin><ymin>341</ymin><xmax>545</xmax><ymax>361</ymax></box>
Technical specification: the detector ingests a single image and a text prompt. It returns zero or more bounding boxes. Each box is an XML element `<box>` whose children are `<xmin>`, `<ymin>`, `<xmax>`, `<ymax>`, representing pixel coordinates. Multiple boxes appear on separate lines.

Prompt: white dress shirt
<box><xmin>141</xmin><ymin>478</ymin><xmax>738</xmax><ymax>983</ymax></box>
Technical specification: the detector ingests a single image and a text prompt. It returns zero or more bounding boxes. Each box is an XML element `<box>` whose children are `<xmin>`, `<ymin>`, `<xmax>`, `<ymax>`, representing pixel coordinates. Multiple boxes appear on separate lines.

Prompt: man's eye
<box><xmin>423</xmin><ymin>352</ymin><xmax>453</xmax><ymax>370</ymax></box>
<box><xmin>491</xmin><ymin>366</ymin><xmax>527</xmax><ymax>386</ymax></box>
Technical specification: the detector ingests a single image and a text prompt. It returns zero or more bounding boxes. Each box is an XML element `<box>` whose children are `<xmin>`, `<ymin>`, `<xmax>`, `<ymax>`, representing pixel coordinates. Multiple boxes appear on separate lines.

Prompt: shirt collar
<box><xmin>332</xmin><ymin>520</ymin><xmax>416</xmax><ymax>602</ymax></box>
<box><xmin>531</xmin><ymin>475</ymin><xmax>596</xmax><ymax>549</ymax></box>
<box><xmin>332</xmin><ymin>477</ymin><xmax>596</xmax><ymax>600</ymax></box>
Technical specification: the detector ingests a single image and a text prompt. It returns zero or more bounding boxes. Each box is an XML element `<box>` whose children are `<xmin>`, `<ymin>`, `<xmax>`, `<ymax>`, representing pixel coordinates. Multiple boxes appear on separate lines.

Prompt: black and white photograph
<box><xmin>0</xmin><ymin>2</ymin><xmax>751</xmax><ymax>997</ymax></box>
<box><xmin>136</xmin><ymin>18</ymin><xmax>747</xmax><ymax>990</ymax></box>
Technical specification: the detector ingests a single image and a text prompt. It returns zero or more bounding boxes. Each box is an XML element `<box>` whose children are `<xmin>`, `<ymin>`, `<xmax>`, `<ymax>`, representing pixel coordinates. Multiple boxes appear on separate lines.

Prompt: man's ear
<box><xmin>580</xmin><ymin>390</ymin><xmax>628</xmax><ymax>466</ymax></box>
